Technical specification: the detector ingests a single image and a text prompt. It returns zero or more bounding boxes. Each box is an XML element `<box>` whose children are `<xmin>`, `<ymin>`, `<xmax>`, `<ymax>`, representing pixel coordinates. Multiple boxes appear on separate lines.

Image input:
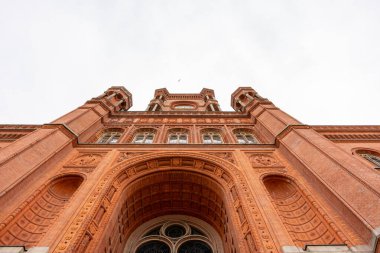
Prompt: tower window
<box><xmin>97</xmin><ymin>131</ymin><xmax>122</xmax><ymax>144</ymax></box>
<box><xmin>359</xmin><ymin>152</ymin><xmax>380</xmax><ymax>168</ymax></box>
<box><xmin>174</xmin><ymin>105</ymin><xmax>195</xmax><ymax>110</ymax></box>
<box><xmin>202</xmin><ymin>131</ymin><xmax>223</xmax><ymax>144</ymax></box>
<box><xmin>133</xmin><ymin>130</ymin><xmax>155</xmax><ymax>144</ymax></box>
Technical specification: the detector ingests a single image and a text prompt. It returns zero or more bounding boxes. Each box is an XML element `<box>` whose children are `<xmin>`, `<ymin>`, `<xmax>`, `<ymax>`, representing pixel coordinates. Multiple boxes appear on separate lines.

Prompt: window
<box><xmin>125</xmin><ymin>218</ymin><xmax>216</xmax><ymax>253</ymax></box>
<box><xmin>97</xmin><ymin>131</ymin><xmax>122</xmax><ymax>144</ymax></box>
<box><xmin>174</xmin><ymin>105</ymin><xmax>195</xmax><ymax>110</ymax></box>
<box><xmin>359</xmin><ymin>152</ymin><xmax>380</xmax><ymax>168</ymax></box>
<box><xmin>133</xmin><ymin>130</ymin><xmax>155</xmax><ymax>144</ymax></box>
<box><xmin>234</xmin><ymin>130</ymin><xmax>259</xmax><ymax>144</ymax></box>
<box><xmin>202</xmin><ymin>131</ymin><xmax>223</xmax><ymax>144</ymax></box>
<box><xmin>168</xmin><ymin>129</ymin><xmax>188</xmax><ymax>144</ymax></box>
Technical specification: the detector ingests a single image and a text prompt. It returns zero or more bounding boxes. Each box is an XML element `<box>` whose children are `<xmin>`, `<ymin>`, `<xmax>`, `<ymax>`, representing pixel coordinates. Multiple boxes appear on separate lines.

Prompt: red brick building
<box><xmin>0</xmin><ymin>86</ymin><xmax>379</xmax><ymax>253</ymax></box>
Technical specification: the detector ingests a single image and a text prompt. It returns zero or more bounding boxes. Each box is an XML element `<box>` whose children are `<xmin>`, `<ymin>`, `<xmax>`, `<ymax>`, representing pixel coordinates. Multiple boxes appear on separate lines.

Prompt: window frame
<box><xmin>167</xmin><ymin>129</ymin><xmax>189</xmax><ymax>144</ymax></box>
<box><xmin>97</xmin><ymin>131</ymin><xmax>123</xmax><ymax>144</ymax></box>
<box><xmin>358</xmin><ymin>152</ymin><xmax>380</xmax><ymax>168</ymax></box>
<box><xmin>234</xmin><ymin>130</ymin><xmax>259</xmax><ymax>144</ymax></box>
<box><xmin>133</xmin><ymin>130</ymin><xmax>156</xmax><ymax>144</ymax></box>
<box><xmin>202</xmin><ymin>131</ymin><xmax>223</xmax><ymax>144</ymax></box>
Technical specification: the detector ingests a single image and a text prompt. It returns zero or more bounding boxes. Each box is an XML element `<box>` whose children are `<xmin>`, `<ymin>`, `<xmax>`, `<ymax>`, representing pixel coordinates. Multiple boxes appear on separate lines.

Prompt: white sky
<box><xmin>0</xmin><ymin>0</ymin><xmax>379</xmax><ymax>125</ymax></box>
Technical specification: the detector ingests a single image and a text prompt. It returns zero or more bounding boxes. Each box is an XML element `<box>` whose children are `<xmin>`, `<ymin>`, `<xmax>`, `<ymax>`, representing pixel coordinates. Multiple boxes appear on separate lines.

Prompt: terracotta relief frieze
<box><xmin>204</xmin><ymin>152</ymin><xmax>236</xmax><ymax>164</ymax></box>
<box><xmin>115</xmin><ymin>152</ymin><xmax>149</xmax><ymax>164</ymax></box>
<box><xmin>198</xmin><ymin>125</ymin><xmax>224</xmax><ymax>130</ymax></box>
<box><xmin>246</xmin><ymin>153</ymin><xmax>283</xmax><ymax>168</ymax></box>
<box><xmin>62</xmin><ymin>152</ymin><xmax>107</xmax><ymax>173</ymax></box>
<box><xmin>64</xmin><ymin>153</ymin><xmax>105</xmax><ymax>168</ymax></box>
<box><xmin>105</xmin><ymin>117</ymin><xmax>254</xmax><ymax>125</ymax></box>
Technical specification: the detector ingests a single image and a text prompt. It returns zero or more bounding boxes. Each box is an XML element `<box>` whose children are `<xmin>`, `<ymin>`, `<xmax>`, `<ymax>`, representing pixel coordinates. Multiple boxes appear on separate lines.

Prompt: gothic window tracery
<box><xmin>128</xmin><ymin>219</ymin><xmax>216</xmax><ymax>253</ymax></box>
<box><xmin>202</xmin><ymin>130</ymin><xmax>223</xmax><ymax>144</ymax></box>
<box><xmin>168</xmin><ymin>128</ymin><xmax>189</xmax><ymax>144</ymax></box>
<box><xmin>233</xmin><ymin>129</ymin><xmax>259</xmax><ymax>144</ymax></box>
<box><xmin>136</xmin><ymin>241</ymin><xmax>170</xmax><ymax>253</ymax></box>
<box><xmin>357</xmin><ymin>150</ymin><xmax>380</xmax><ymax>168</ymax></box>
<box><xmin>97</xmin><ymin>129</ymin><xmax>123</xmax><ymax>144</ymax></box>
<box><xmin>133</xmin><ymin>129</ymin><xmax>156</xmax><ymax>144</ymax></box>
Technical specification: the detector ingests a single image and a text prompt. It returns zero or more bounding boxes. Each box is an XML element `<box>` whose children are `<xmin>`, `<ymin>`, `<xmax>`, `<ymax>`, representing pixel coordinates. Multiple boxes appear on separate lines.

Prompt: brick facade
<box><xmin>0</xmin><ymin>86</ymin><xmax>379</xmax><ymax>253</ymax></box>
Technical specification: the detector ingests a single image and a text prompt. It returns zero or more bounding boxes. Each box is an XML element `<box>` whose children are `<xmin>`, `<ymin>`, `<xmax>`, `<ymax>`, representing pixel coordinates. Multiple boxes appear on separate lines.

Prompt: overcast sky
<box><xmin>0</xmin><ymin>0</ymin><xmax>379</xmax><ymax>125</ymax></box>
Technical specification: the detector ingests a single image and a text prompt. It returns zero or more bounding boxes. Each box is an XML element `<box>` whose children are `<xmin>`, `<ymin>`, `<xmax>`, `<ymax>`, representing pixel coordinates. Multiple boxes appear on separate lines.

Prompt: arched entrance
<box><xmin>99</xmin><ymin>170</ymin><xmax>234</xmax><ymax>253</ymax></box>
<box><xmin>59</xmin><ymin>154</ymin><xmax>267</xmax><ymax>253</ymax></box>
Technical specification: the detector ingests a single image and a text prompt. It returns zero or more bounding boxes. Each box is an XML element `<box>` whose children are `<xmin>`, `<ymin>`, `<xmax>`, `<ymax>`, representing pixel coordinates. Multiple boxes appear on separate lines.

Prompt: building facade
<box><xmin>0</xmin><ymin>86</ymin><xmax>379</xmax><ymax>253</ymax></box>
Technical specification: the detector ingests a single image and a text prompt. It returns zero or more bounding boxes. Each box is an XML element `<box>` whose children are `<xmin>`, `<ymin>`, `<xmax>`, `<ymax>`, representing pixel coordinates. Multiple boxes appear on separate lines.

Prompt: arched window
<box><xmin>233</xmin><ymin>129</ymin><xmax>259</xmax><ymax>144</ymax></box>
<box><xmin>168</xmin><ymin>128</ymin><xmax>189</xmax><ymax>144</ymax></box>
<box><xmin>358</xmin><ymin>151</ymin><xmax>380</xmax><ymax>168</ymax></box>
<box><xmin>97</xmin><ymin>129</ymin><xmax>123</xmax><ymax>144</ymax></box>
<box><xmin>202</xmin><ymin>130</ymin><xmax>223</xmax><ymax>144</ymax></box>
<box><xmin>174</xmin><ymin>105</ymin><xmax>195</xmax><ymax>110</ymax></box>
<box><xmin>124</xmin><ymin>216</ymin><xmax>219</xmax><ymax>253</ymax></box>
<box><xmin>133</xmin><ymin>129</ymin><xmax>155</xmax><ymax>144</ymax></box>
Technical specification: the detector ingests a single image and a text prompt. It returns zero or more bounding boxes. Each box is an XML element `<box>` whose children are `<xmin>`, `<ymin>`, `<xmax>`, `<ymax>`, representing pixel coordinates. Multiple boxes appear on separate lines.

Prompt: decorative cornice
<box><xmin>73</xmin><ymin>143</ymin><xmax>277</xmax><ymax>149</ymax></box>
<box><xmin>312</xmin><ymin>125</ymin><xmax>380</xmax><ymax>133</ymax></box>
<box><xmin>0</xmin><ymin>124</ymin><xmax>41</xmax><ymax>131</ymax></box>
<box><xmin>112</xmin><ymin>110</ymin><xmax>246</xmax><ymax>116</ymax></box>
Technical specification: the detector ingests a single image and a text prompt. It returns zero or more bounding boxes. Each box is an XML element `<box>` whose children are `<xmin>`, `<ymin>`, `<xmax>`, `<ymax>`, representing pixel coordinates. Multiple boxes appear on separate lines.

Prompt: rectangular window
<box><xmin>134</xmin><ymin>135</ymin><xmax>144</xmax><ymax>143</ymax></box>
<box><xmin>203</xmin><ymin>135</ymin><xmax>212</xmax><ymax>144</ymax></box>
<box><xmin>179</xmin><ymin>135</ymin><xmax>187</xmax><ymax>144</ymax></box>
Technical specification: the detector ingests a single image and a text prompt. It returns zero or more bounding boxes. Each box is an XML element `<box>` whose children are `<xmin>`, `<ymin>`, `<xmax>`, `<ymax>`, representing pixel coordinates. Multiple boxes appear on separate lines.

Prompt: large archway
<box><xmin>57</xmin><ymin>154</ymin><xmax>272</xmax><ymax>253</ymax></box>
<box><xmin>97</xmin><ymin>170</ymin><xmax>236</xmax><ymax>253</ymax></box>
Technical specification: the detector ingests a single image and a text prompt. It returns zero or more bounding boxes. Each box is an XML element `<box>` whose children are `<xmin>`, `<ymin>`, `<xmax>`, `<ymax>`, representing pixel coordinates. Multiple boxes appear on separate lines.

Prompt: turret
<box><xmin>231</xmin><ymin>87</ymin><xmax>266</xmax><ymax>112</ymax></box>
<box><xmin>94</xmin><ymin>86</ymin><xmax>133</xmax><ymax>112</ymax></box>
<box><xmin>146</xmin><ymin>88</ymin><xmax>221</xmax><ymax>112</ymax></box>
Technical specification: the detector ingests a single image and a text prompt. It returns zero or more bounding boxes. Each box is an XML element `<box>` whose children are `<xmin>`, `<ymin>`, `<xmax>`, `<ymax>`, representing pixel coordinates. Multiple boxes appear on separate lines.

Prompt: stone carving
<box><xmin>116</xmin><ymin>152</ymin><xmax>148</xmax><ymax>163</ymax></box>
<box><xmin>65</xmin><ymin>153</ymin><xmax>104</xmax><ymax>168</ymax></box>
<box><xmin>205</xmin><ymin>152</ymin><xmax>236</xmax><ymax>164</ymax></box>
<box><xmin>249</xmin><ymin>154</ymin><xmax>281</xmax><ymax>167</ymax></box>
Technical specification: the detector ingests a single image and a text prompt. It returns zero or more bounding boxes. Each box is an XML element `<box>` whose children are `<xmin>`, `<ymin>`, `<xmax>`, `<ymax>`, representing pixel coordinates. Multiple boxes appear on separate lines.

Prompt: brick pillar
<box><xmin>232</xmin><ymin>87</ymin><xmax>380</xmax><ymax>245</ymax></box>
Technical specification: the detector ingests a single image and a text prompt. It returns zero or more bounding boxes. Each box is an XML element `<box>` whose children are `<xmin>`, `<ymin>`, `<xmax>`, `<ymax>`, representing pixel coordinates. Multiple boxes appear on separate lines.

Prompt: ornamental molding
<box><xmin>64</xmin><ymin>152</ymin><xmax>106</xmax><ymax>168</ymax></box>
<box><xmin>247</xmin><ymin>153</ymin><xmax>283</xmax><ymax>168</ymax></box>
<box><xmin>115</xmin><ymin>152</ymin><xmax>150</xmax><ymax>164</ymax></box>
<box><xmin>203</xmin><ymin>152</ymin><xmax>236</xmax><ymax>165</ymax></box>
<box><xmin>103</xmin><ymin>117</ymin><xmax>253</xmax><ymax>125</ymax></box>
<box><xmin>312</xmin><ymin>125</ymin><xmax>380</xmax><ymax>133</ymax></box>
